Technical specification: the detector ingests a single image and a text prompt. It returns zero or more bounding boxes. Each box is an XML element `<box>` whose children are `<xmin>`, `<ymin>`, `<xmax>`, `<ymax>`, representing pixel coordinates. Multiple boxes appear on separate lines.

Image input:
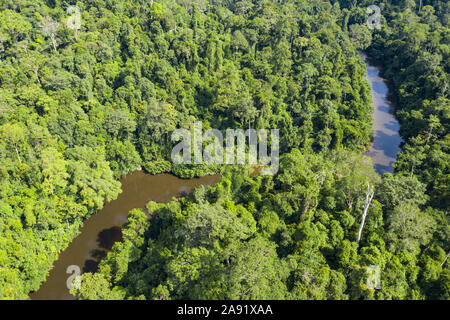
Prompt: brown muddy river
<box><xmin>360</xmin><ymin>52</ymin><xmax>403</xmax><ymax>174</ymax></box>
<box><xmin>30</xmin><ymin>171</ymin><xmax>221</xmax><ymax>300</ymax></box>
<box><xmin>29</xmin><ymin>53</ymin><xmax>400</xmax><ymax>300</ymax></box>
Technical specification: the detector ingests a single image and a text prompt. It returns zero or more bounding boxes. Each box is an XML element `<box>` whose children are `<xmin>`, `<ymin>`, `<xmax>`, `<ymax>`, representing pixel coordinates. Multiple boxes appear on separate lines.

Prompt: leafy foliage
<box><xmin>0</xmin><ymin>0</ymin><xmax>448</xmax><ymax>300</ymax></box>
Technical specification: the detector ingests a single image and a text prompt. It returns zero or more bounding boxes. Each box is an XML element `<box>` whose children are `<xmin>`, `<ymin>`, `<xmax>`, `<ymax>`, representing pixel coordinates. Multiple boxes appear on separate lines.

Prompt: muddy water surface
<box><xmin>30</xmin><ymin>171</ymin><xmax>220</xmax><ymax>300</ymax></box>
<box><xmin>361</xmin><ymin>52</ymin><xmax>403</xmax><ymax>174</ymax></box>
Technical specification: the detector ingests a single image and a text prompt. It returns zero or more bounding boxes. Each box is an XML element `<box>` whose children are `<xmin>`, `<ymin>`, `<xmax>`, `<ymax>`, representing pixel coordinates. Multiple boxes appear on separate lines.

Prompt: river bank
<box><xmin>29</xmin><ymin>172</ymin><xmax>221</xmax><ymax>300</ymax></box>
<box><xmin>359</xmin><ymin>51</ymin><xmax>403</xmax><ymax>175</ymax></box>
<box><xmin>29</xmin><ymin>52</ymin><xmax>403</xmax><ymax>300</ymax></box>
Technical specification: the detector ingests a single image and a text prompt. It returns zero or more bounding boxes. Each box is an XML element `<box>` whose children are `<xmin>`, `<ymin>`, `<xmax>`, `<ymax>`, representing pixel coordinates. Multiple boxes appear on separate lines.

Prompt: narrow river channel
<box><xmin>360</xmin><ymin>52</ymin><xmax>403</xmax><ymax>175</ymax></box>
<box><xmin>30</xmin><ymin>172</ymin><xmax>221</xmax><ymax>300</ymax></box>
<box><xmin>29</xmin><ymin>53</ymin><xmax>401</xmax><ymax>300</ymax></box>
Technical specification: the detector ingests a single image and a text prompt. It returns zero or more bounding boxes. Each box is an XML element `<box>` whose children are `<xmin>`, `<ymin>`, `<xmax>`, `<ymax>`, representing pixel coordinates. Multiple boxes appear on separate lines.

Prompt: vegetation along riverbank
<box><xmin>0</xmin><ymin>0</ymin><xmax>448</xmax><ymax>300</ymax></box>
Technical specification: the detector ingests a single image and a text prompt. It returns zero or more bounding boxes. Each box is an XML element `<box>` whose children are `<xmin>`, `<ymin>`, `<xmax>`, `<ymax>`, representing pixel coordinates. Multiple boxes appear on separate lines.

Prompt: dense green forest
<box><xmin>0</xmin><ymin>0</ymin><xmax>448</xmax><ymax>299</ymax></box>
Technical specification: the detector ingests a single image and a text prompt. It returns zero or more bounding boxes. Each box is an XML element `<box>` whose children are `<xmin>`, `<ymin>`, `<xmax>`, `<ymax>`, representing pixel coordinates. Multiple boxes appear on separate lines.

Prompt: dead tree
<box><xmin>356</xmin><ymin>182</ymin><xmax>375</xmax><ymax>244</ymax></box>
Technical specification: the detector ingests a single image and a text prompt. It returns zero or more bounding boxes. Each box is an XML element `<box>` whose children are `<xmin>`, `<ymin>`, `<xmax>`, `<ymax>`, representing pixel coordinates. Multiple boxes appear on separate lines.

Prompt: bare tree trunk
<box><xmin>441</xmin><ymin>251</ymin><xmax>450</xmax><ymax>268</ymax></box>
<box><xmin>303</xmin><ymin>196</ymin><xmax>311</xmax><ymax>214</ymax></box>
<box><xmin>419</xmin><ymin>0</ymin><xmax>423</xmax><ymax>12</ymax></box>
<box><xmin>14</xmin><ymin>143</ymin><xmax>22</xmax><ymax>164</ymax></box>
<box><xmin>356</xmin><ymin>183</ymin><xmax>375</xmax><ymax>244</ymax></box>
<box><xmin>35</xmin><ymin>69</ymin><xmax>41</xmax><ymax>84</ymax></box>
<box><xmin>50</xmin><ymin>34</ymin><xmax>58</xmax><ymax>52</ymax></box>
<box><xmin>426</xmin><ymin>127</ymin><xmax>433</xmax><ymax>146</ymax></box>
<box><xmin>410</xmin><ymin>162</ymin><xmax>416</xmax><ymax>177</ymax></box>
